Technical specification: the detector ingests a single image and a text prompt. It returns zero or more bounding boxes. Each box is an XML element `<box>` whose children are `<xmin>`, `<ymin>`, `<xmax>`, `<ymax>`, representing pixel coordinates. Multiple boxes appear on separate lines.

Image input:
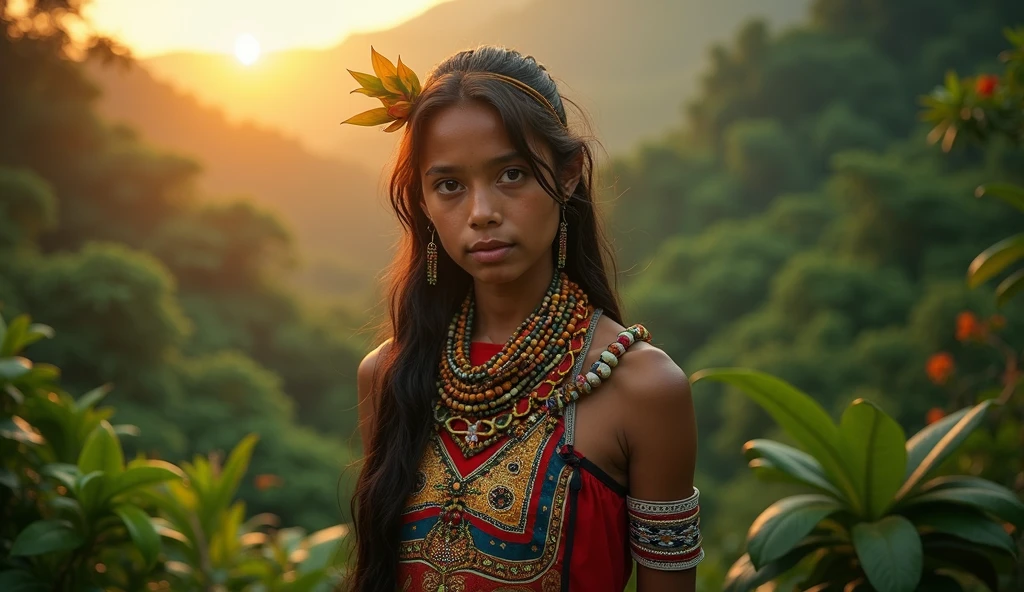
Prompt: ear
<box><xmin>419</xmin><ymin>199</ymin><xmax>432</xmax><ymax>225</ymax></box>
<box><xmin>560</xmin><ymin>149</ymin><xmax>585</xmax><ymax>199</ymax></box>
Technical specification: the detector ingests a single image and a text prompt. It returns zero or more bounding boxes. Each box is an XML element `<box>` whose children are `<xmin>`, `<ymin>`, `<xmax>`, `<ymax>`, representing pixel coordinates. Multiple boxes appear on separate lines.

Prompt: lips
<box><xmin>468</xmin><ymin>240</ymin><xmax>513</xmax><ymax>263</ymax></box>
<box><xmin>469</xmin><ymin>239</ymin><xmax>512</xmax><ymax>253</ymax></box>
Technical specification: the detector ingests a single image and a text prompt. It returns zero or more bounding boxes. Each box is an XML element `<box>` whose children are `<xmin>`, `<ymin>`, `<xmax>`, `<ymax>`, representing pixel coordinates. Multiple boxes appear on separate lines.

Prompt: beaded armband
<box><xmin>626</xmin><ymin>488</ymin><xmax>704</xmax><ymax>571</ymax></box>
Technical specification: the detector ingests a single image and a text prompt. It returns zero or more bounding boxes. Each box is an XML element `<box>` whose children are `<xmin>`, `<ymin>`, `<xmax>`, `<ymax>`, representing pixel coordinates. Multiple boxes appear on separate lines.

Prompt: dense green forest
<box><xmin>0</xmin><ymin>1</ymin><xmax>365</xmax><ymax>534</ymax></box>
<box><xmin>3</xmin><ymin>0</ymin><xmax>1024</xmax><ymax>590</ymax></box>
<box><xmin>611</xmin><ymin>0</ymin><xmax>1024</xmax><ymax>579</ymax></box>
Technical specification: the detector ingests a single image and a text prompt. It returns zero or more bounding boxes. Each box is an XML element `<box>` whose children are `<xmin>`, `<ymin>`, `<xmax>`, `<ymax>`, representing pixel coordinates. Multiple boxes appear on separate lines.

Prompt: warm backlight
<box><xmin>234</xmin><ymin>33</ymin><xmax>261</xmax><ymax>65</ymax></box>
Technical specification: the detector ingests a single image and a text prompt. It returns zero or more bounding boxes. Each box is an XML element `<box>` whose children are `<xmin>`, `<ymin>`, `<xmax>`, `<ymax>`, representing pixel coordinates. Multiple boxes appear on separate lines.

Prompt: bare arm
<box><xmin>623</xmin><ymin>348</ymin><xmax>700</xmax><ymax>592</ymax></box>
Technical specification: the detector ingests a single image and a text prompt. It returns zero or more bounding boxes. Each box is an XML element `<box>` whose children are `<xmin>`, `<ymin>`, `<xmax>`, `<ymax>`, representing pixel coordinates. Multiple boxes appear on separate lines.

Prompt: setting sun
<box><xmin>234</xmin><ymin>33</ymin><xmax>261</xmax><ymax>65</ymax></box>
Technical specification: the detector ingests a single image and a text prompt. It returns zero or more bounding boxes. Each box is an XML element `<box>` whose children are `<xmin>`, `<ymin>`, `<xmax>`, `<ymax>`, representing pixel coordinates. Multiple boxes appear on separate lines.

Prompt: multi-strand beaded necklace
<box><xmin>434</xmin><ymin>271</ymin><xmax>592</xmax><ymax>456</ymax></box>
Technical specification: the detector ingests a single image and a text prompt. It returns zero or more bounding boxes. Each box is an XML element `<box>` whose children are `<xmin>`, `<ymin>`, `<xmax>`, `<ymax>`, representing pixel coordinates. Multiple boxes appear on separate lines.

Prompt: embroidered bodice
<box><xmin>397</xmin><ymin>309</ymin><xmax>633</xmax><ymax>592</ymax></box>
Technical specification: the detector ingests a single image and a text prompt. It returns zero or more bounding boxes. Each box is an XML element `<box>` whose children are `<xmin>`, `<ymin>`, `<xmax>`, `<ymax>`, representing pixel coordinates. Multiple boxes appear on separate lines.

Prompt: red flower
<box><xmin>955</xmin><ymin>311</ymin><xmax>984</xmax><ymax>341</ymax></box>
<box><xmin>926</xmin><ymin>353</ymin><xmax>955</xmax><ymax>385</ymax></box>
<box><xmin>926</xmin><ymin>407</ymin><xmax>946</xmax><ymax>425</ymax></box>
<box><xmin>254</xmin><ymin>474</ymin><xmax>283</xmax><ymax>491</ymax></box>
<box><xmin>976</xmin><ymin>75</ymin><xmax>998</xmax><ymax>98</ymax></box>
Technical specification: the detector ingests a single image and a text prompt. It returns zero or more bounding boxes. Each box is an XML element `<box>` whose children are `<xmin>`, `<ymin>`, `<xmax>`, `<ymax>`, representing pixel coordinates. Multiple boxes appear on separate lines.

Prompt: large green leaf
<box><xmin>902</xmin><ymin>476</ymin><xmax>1024</xmax><ymax>527</ymax></box>
<box><xmin>9</xmin><ymin>519</ymin><xmax>84</xmax><ymax>556</ymax></box>
<box><xmin>1</xmin><ymin>315</ymin><xmax>30</xmax><ymax>356</ymax></box>
<box><xmin>723</xmin><ymin>543</ymin><xmax>822</xmax><ymax>592</ymax></box>
<box><xmin>747</xmin><ymin>494</ymin><xmax>844</xmax><ymax>568</ymax></box>
<box><xmin>105</xmin><ymin>462</ymin><xmax>184</xmax><ymax>500</ymax></box>
<box><xmin>41</xmin><ymin>463</ymin><xmax>79</xmax><ymax>491</ymax></box>
<box><xmin>73</xmin><ymin>384</ymin><xmax>111</xmax><ymax>412</ymax></box>
<box><xmin>0</xmin><ymin>357</ymin><xmax>32</xmax><ymax>380</ymax></box>
<box><xmin>897</xmin><ymin>400</ymin><xmax>994</xmax><ymax>499</ymax></box>
<box><xmin>911</xmin><ymin>507</ymin><xmax>1016</xmax><ymax>556</ymax></box>
<box><xmin>0</xmin><ymin>570</ymin><xmax>49</xmax><ymax>592</ymax></box>
<box><xmin>744</xmin><ymin>440</ymin><xmax>843</xmax><ymax>498</ymax></box>
<box><xmin>921</xmin><ymin>534</ymin><xmax>999</xmax><ymax>592</ymax></box>
<box><xmin>995</xmin><ymin>267</ymin><xmax>1024</xmax><ymax>307</ymax></box>
<box><xmin>114</xmin><ymin>505</ymin><xmax>161</xmax><ymax>568</ymax></box>
<box><xmin>77</xmin><ymin>470</ymin><xmax>109</xmax><ymax>516</ymax></box>
<box><xmin>690</xmin><ymin>368</ymin><xmax>857</xmax><ymax>507</ymax></box>
<box><xmin>967</xmin><ymin>233</ymin><xmax>1024</xmax><ymax>288</ymax></box>
<box><xmin>839</xmin><ymin>400</ymin><xmax>907</xmax><ymax>518</ymax></box>
<box><xmin>852</xmin><ymin>516</ymin><xmax>922</xmax><ymax>592</ymax></box>
<box><xmin>204</xmin><ymin>433</ymin><xmax>259</xmax><ymax>531</ymax></box>
<box><xmin>976</xmin><ymin>182</ymin><xmax>1024</xmax><ymax>212</ymax></box>
<box><xmin>298</xmin><ymin>524</ymin><xmax>349</xmax><ymax>574</ymax></box>
<box><xmin>78</xmin><ymin>420</ymin><xmax>124</xmax><ymax>478</ymax></box>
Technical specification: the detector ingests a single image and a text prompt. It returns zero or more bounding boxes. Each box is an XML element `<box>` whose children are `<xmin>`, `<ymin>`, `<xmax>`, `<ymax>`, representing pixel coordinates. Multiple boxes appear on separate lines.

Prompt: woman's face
<box><xmin>419</xmin><ymin>100</ymin><xmax>566</xmax><ymax>285</ymax></box>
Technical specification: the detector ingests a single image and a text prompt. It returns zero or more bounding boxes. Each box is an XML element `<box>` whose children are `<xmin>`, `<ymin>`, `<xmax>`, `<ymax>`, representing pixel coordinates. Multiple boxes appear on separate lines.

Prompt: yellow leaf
<box><xmin>348</xmin><ymin>70</ymin><xmax>385</xmax><ymax>94</ymax></box>
<box><xmin>383</xmin><ymin>119</ymin><xmax>407</xmax><ymax>133</ymax></box>
<box><xmin>350</xmin><ymin>87</ymin><xmax>389</xmax><ymax>98</ymax></box>
<box><xmin>341</xmin><ymin>107</ymin><xmax>395</xmax><ymax>127</ymax></box>
<box><xmin>370</xmin><ymin>47</ymin><xmax>404</xmax><ymax>95</ymax></box>
<box><xmin>397</xmin><ymin>57</ymin><xmax>421</xmax><ymax>97</ymax></box>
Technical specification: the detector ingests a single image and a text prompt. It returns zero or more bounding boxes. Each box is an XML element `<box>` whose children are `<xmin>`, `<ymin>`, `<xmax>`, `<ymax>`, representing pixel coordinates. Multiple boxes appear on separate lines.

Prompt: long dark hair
<box><xmin>348</xmin><ymin>45</ymin><xmax>622</xmax><ymax>592</ymax></box>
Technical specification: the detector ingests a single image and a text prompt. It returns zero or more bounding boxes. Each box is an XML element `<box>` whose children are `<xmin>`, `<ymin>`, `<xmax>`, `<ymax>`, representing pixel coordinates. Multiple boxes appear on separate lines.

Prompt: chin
<box><xmin>468</xmin><ymin>265</ymin><xmax>522</xmax><ymax>286</ymax></box>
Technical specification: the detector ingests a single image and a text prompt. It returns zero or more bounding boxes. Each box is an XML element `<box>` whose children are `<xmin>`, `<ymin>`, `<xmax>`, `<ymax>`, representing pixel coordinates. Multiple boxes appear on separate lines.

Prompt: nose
<box><xmin>467</xmin><ymin>184</ymin><xmax>502</xmax><ymax>229</ymax></box>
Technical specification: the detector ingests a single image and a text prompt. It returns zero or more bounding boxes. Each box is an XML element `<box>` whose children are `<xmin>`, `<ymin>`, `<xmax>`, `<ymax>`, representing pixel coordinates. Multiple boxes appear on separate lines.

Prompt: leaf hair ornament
<box><xmin>341</xmin><ymin>46</ymin><xmax>422</xmax><ymax>133</ymax></box>
<box><xmin>341</xmin><ymin>47</ymin><xmax>566</xmax><ymax>133</ymax></box>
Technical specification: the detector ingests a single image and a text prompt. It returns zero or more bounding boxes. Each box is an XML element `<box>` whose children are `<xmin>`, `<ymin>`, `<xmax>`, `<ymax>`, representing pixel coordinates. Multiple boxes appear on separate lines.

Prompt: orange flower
<box><xmin>926</xmin><ymin>407</ymin><xmax>945</xmax><ymax>425</ymax></box>
<box><xmin>254</xmin><ymin>474</ymin><xmax>283</xmax><ymax>491</ymax></box>
<box><xmin>955</xmin><ymin>311</ymin><xmax>983</xmax><ymax>341</ymax></box>
<box><xmin>926</xmin><ymin>352</ymin><xmax>955</xmax><ymax>385</ymax></box>
<box><xmin>976</xmin><ymin>74</ymin><xmax>998</xmax><ymax>98</ymax></box>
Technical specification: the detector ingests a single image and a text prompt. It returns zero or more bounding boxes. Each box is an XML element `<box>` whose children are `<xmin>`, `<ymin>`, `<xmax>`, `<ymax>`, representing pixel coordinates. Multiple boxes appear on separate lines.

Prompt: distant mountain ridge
<box><xmin>87</xmin><ymin>0</ymin><xmax>808</xmax><ymax>300</ymax></box>
<box><xmin>88</xmin><ymin>61</ymin><xmax>394</xmax><ymax>300</ymax></box>
<box><xmin>138</xmin><ymin>0</ymin><xmax>809</xmax><ymax>169</ymax></box>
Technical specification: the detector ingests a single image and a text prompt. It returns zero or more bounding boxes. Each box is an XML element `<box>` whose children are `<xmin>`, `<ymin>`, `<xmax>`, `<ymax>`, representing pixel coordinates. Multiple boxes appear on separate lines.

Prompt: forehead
<box><xmin>418</xmin><ymin>101</ymin><xmax>516</xmax><ymax>170</ymax></box>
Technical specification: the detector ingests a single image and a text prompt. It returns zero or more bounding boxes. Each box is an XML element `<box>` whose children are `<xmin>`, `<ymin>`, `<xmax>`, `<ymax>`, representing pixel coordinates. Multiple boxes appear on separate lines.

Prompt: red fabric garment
<box><xmin>396</xmin><ymin>338</ymin><xmax>632</xmax><ymax>591</ymax></box>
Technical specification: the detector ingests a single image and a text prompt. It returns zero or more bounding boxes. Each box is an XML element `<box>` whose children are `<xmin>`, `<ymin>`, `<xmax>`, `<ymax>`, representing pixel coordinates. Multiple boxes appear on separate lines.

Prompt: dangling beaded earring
<box><xmin>426</xmin><ymin>225</ymin><xmax>438</xmax><ymax>285</ymax></box>
<box><xmin>557</xmin><ymin>203</ymin><xmax>568</xmax><ymax>269</ymax></box>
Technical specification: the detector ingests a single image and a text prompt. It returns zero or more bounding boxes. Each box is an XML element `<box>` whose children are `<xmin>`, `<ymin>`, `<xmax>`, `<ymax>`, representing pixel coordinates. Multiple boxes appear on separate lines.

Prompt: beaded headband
<box><xmin>341</xmin><ymin>47</ymin><xmax>565</xmax><ymax>133</ymax></box>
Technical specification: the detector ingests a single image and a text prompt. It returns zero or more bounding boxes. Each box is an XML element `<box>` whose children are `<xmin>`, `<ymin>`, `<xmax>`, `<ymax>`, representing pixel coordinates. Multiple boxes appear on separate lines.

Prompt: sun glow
<box><xmin>234</xmin><ymin>33</ymin><xmax>261</xmax><ymax>65</ymax></box>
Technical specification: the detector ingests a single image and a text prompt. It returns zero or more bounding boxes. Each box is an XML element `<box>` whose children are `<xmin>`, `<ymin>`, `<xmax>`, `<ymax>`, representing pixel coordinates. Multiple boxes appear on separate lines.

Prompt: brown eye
<box><xmin>438</xmin><ymin>180</ymin><xmax>463</xmax><ymax>194</ymax></box>
<box><xmin>500</xmin><ymin>168</ymin><xmax>526</xmax><ymax>183</ymax></box>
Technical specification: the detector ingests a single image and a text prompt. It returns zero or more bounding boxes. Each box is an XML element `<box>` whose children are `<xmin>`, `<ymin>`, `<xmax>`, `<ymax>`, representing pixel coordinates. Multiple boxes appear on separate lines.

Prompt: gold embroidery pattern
<box><xmin>399</xmin><ymin>424</ymin><xmax>572</xmax><ymax>585</ymax></box>
<box><xmin>406</xmin><ymin>419</ymin><xmax>553</xmax><ymax>533</ymax></box>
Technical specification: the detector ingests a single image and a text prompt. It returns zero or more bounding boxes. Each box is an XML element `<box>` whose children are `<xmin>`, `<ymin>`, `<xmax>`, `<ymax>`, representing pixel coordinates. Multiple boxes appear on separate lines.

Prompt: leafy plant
<box><xmin>141</xmin><ymin>434</ymin><xmax>348</xmax><ymax>590</ymax></box>
<box><xmin>0</xmin><ymin>312</ymin><xmax>349</xmax><ymax>590</ymax></box>
<box><xmin>921</xmin><ymin>26</ymin><xmax>1024</xmax><ymax>307</ymax></box>
<box><xmin>691</xmin><ymin>368</ymin><xmax>1024</xmax><ymax>592</ymax></box>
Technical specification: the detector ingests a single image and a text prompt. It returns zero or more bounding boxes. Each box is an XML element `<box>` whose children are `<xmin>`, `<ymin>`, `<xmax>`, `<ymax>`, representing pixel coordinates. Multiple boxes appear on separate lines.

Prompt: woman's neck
<box><xmin>471</xmin><ymin>261</ymin><xmax>556</xmax><ymax>344</ymax></box>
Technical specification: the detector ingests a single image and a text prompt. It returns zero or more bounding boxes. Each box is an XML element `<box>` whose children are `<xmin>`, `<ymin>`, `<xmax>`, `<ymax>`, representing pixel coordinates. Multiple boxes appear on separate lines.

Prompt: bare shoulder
<box><xmin>591</xmin><ymin>314</ymin><xmax>691</xmax><ymax>408</ymax></box>
<box><xmin>357</xmin><ymin>339</ymin><xmax>392</xmax><ymax>387</ymax></box>
<box><xmin>357</xmin><ymin>339</ymin><xmax>392</xmax><ymax>448</ymax></box>
<box><xmin>592</xmin><ymin>316</ymin><xmax>697</xmax><ymax>498</ymax></box>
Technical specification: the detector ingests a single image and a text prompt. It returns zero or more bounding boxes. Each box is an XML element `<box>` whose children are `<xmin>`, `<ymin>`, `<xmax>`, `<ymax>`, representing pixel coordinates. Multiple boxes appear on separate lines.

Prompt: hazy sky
<box><xmin>83</xmin><ymin>0</ymin><xmax>449</xmax><ymax>57</ymax></box>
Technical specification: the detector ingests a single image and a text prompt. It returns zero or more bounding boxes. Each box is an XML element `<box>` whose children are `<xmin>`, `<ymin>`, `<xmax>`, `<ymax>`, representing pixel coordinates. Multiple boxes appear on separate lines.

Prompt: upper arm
<box><xmin>357</xmin><ymin>340</ymin><xmax>390</xmax><ymax>452</ymax></box>
<box><xmin>622</xmin><ymin>348</ymin><xmax>699</xmax><ymax>592</ymax></box>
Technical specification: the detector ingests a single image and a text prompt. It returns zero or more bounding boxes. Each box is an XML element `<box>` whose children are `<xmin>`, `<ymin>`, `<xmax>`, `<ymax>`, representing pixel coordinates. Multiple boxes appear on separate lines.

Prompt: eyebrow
<box><xmin>424</xmin><ymin>151</ymin><xmax>524</xmax><ymax>177</ymax></box>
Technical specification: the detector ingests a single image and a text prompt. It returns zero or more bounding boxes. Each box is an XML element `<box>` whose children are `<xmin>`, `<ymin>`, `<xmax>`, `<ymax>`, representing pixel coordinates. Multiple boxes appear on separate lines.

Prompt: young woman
<box><xmin>345</xmin><ymin>45</ymin><xmax>701</xmax><ymax>592</ymax></box>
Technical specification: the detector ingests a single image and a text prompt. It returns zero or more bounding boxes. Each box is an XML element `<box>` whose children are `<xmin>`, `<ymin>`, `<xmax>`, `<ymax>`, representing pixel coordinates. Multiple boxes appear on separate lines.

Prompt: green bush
<box><xmin>0</xmin><ymin>312</ymin><xmax>350</xmax><ymax>591</ymax></box>
<box><xmin>692</xmin><ymin>368</ymin><xmax>1024</xmax><ymax>592</ymax></box>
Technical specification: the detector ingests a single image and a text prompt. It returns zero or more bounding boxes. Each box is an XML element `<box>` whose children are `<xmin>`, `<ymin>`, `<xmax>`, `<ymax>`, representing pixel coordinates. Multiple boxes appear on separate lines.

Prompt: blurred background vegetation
<box><xmin>2</xmin><ymin>0</ymin><xmax>1024</xmax><ymax>590</ymax></box>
